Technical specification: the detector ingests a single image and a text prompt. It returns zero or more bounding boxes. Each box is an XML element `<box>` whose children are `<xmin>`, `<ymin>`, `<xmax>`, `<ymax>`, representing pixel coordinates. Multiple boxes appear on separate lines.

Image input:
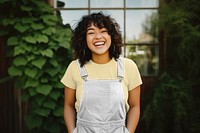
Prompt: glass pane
<box><xmin>57</xmin><ymin>0</ymin><xmax>88</xmax><ymax>8</ymax></box>
<box><xmin>91</xmin><ymin>0</ymin><xmax>123</xmax><ymax>8</ymax></box>
<box><xmin>126</xmin><ymin>0</ymin><xmax>159</xmax><ymax>8</ymax></box>
<box><xmin>60</xmin><ymin>10</ymin><xmax>88</xmax><ymax>29</ymax></box>
<box><xmin>125</xmin><ymin>45</ymin><xmax>159</xmax><ymax>76</ymax></box>
<box><xmin>126</xmin><ymin>10</ymin><xmax>158</xmax><ymax>44</ymax></box>
<box><xmin>90</xmin><ymin>10</ymin><xmax>124</xmax><ymax>41</ymax></box>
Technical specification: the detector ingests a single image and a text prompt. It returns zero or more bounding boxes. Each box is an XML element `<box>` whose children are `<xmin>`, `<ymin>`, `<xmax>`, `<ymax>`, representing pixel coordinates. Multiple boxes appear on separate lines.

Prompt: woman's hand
<box><xmin>64</xmin><ymin>87</ymin><xmax>76</xmax><ymax>133</ymax></box>
<box><xmin>126</xmin><ymin>85</ymin><xmax>141</xmax><ymax>133</ymax></box>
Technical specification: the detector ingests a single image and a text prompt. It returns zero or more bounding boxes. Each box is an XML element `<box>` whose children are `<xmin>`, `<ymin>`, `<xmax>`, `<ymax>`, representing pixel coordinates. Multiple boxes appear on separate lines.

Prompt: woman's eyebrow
<box><xmin>87</xmin><ymin>27</ymin><xmax>94</xmax><ymax>31</ymax></box>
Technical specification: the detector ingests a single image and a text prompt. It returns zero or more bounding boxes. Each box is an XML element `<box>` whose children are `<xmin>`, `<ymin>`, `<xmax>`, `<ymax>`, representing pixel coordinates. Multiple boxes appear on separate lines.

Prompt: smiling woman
<box><xmin>61</xmin><ymin>12</ymin><xmax>142</xmax><ymax>133</ymax></box>
<box><xmin>86</xmin><ymin>24</ymin><xmax>111</xmax><ymax>63</ymax></box>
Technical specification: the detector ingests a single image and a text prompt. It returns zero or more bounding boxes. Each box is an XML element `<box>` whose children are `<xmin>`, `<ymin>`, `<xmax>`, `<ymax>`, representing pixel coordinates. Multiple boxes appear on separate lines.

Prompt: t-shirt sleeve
<box><xmin>126</xmin><ymin>59</ymin><xmax>142</xmax><ymax>91</ymax></box>
<box><xmin>60</xmin><ymin>61</ymin><xmax>77</xmax><ymax>89</ymax></box>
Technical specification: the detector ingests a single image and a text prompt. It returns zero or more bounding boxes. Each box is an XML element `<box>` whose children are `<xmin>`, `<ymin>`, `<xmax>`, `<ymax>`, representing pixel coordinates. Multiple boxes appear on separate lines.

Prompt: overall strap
<box><xmin>76</xmin><ymin>60</ymin><xmax>88</xmax><ymax>81</ymax></box>
<box><xmin>117</xmin><ymin>57</ymin><xmax>124</xmax><ymax>80</ymax></box>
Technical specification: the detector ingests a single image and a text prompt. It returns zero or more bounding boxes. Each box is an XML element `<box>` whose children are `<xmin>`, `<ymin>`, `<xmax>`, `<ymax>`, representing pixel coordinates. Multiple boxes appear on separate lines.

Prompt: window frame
<box><xmin>54</xmin><ymin>0</ymin><xmax>160</xmax><ymax>77</ymax></box>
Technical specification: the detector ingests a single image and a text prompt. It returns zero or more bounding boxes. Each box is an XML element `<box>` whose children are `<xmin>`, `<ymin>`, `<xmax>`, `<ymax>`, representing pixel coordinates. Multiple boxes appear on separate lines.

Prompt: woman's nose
<box><xmin>95</xmin><ymin>33</ymin><xmax>102</xmax><ymax>39</ymax></box>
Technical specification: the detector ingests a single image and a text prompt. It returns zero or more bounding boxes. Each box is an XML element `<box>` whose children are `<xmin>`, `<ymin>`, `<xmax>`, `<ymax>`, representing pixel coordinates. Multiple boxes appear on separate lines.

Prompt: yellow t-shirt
<box><xmin>61</xmin><ymin>57</ymin><xmax>142</xmax><ymax>112</ymax></box>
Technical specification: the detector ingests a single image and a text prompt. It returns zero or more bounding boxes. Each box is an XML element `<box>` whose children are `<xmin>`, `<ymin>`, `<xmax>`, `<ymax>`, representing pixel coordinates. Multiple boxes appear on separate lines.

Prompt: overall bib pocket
<box><xmin>85</xmin><ymin>88</ymin><xmax>120</xmax><ymax>115</ymax></box>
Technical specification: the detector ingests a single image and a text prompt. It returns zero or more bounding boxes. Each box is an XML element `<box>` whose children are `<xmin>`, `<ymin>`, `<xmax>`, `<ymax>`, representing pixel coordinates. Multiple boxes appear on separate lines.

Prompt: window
<box><xmin>55</xmin><ymin>0</ymin><xmax>159</xmax><ymax>76</ymax></box>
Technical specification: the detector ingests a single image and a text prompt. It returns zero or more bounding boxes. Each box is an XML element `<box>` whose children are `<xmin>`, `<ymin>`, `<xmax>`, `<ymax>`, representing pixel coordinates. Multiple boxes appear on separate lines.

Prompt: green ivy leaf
<box><xmin>8</xmin><ymin>66</ymin><xmax>22</xmax><ymax>76</ymax></box>
<box><xmin>2</xmin><ymin>18</ymin><xmax>17</xmax><ymax>26</ymax></box>
<box><xmin>33</xmin><ymin>50</ymin><xmax>40</xmax><ymax>55</ymax></box>
<box><xmin>26</xmin><ymin>114</ymin><xmax>43</xmax><ymax>129</ymax></box>
<box><xmin>41</xmin><ymin>49</ymin><xmax>53</xmax><ymax>57</ymax></box>
<box><xmin>49</xmin><ymin>90</ymin><xmax>61</xmax><ymax>100</ymax></box>
<box><xmin>42</xmin><ymin>27</ymin><xmax>56</xmax><ymax>35</ymax></box>
<box><xmin>14</xmin><ymin>46</ymin><xmax>26</xmax><ymax>56</ymax></box>
<box><xmin>42</xmin><ymin>15</ymin><xmax>57</xmax><ymax>26</ymax></box>
<box><xmin>29</xmin><ymin>88</ymin><xmax>37</xmax><ymax>96</ymax></box>
<box><xmin>49</xmin><ymin>59</ymin><xmax>58</xmax><ymax>67</ymax></box>
<box><xmin>25</xmin><ymin>67</ymin><xmax>38</xmax><ymax>78</ymax></box>
<box><xmin>43</xmin><ymin>99</ymin><xmax>56</xmax><ymax>109</ymax></box>
<box><xmin>35</xmin><ymin>95</ymin><xmax>46</xmax><ymax>106</ymax></box>
<box><xmin>48</xmin><ymin>41</ymin><xmax>57</xmax><ymax>47</ymax></box>
<box><xmin>25</xmin><ymin>79</ymin><xmax>39</xmax><ymax>88</ymax></box>
<box><xmin>53</xmin><ymin>107</ymin><xmax>63</xmax><ymax>117</ymax></box>
<box><xmin>13</xmin><ymin>56</ymin><xmax>27</xmax><ymax>66</ymax></box>
<box><xmin>60</xmin><ymin>41</ymin><xmax>70</xmax><ymax>49</ymax></box>
<box><xmin>31</xmin><ymin>58</ymin><xmax>46</xmax><ymax>69</ymax></box>
<box><xmin>7</xmin><ymin>36</ymin><xmax>18</xmax><ymax>46</ymax></box>
<box><xmin>32</xmin><ymin>1</ymin><xmax>53</xmax><ymax>13</ymax></box>
<box><xmin>46</xmin><ymin>68</ymin><xmax>59</xmax><ymax>77</ymax></box>
<box><xmin>42</xmin><ymin>15</ymin><xmax>58</xmax><ymax>23</ymax></box>
<box><xmin>43</xmin><ymin>20</ymin><xmax>55</xmax><ymax>26</ymax></box>
<box><xmin>33</xmin><ymin>108</ymin><xmax>50</xmax><ymax>117</ymax></box>
<box><xmin>21</xmin><ymin>17</ymin><xmax>34</xmax><ymax>24</ymax></box>
<box><xmin>31</xmin><ymin>23</ymin><xmax>44</xmax><ymax>30</ymax></box>
<box><xmin>36</xmin><ymin>85</ymin><xmax>52</xmax><ymax>96</ymax></box>
<box><xmin>14</xmin><ymin>23</ymin><xmax>29</xmax><ymax>33</ymax></box>
<box><xmin>36</xmin><ymin>35</ymin><xmax>48</xmax><ymax>43</ymax></box>
<box><xmin>54</xmin><ymin>82</ymin><xmax>64</xmax><ymax>89</ymax></box>
<box><xmin>26</xmin><ymin>55</ymin><xmax>35</xmax><ymax>61</ymax></box>
<box><xmin>40</xmin><ymin>5</ymin><xmax>54</xmax><ymax>13</ymax></box>
<box><xmin>64</xmin><ymin>28</ymin><xmax>72</xmax><ymax>37</ymax></box>
<box><xmin>24</xmin><ymin>36</ymin><xmax>37</xmax><ymax>44</ymax></box>
<box><xmin>23</xmin><ymin>44</ymin><xmax>32</xmax><ymax>52</ymax></box>
<box><xmin>41</xmin><ymin>78</ymin><xmax>48</xmax><ymax>83</ymax></box>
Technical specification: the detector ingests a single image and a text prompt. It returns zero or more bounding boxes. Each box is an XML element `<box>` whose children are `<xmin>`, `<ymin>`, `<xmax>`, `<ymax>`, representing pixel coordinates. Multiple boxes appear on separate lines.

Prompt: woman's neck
<box><xmin>91</xmin><ymin>54</ymin><xmax>111</xmax><ymax>64</ymax></box>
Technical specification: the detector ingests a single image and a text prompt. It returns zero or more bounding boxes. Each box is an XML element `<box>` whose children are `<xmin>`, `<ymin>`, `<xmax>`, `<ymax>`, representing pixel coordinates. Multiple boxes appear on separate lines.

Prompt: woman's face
<box><xmin>86</xmin><ymin>23</ymin><xmax>111</xmax><ymax>57</ymax></box>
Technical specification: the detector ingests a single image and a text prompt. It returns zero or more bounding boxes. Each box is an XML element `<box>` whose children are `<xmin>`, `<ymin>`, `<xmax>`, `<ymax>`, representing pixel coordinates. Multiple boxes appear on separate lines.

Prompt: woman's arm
<box><xmin>64</xmin><ymin>87</ymin><xmax>76</xmax><ymax>133</ymax></box>
<box><xmin>126</xmin><ymin>85</ymin><xmax>141</xmax><ymax>133</ymax></box>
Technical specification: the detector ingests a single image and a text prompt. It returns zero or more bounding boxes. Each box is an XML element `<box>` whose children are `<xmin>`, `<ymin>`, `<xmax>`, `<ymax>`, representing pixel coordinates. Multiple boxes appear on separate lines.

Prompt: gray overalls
<box><xmin>73</xmin><ymin>57</ymin><xmax>129</xmax><ymax>133</ymax></box>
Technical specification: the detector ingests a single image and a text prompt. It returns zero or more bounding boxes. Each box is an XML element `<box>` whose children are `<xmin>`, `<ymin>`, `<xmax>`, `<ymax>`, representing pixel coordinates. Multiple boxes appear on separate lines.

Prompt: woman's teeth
<box><xmin>94</xmin><ymin>42</ymin><xmax>105</xmax><ymax>46</ymax></box>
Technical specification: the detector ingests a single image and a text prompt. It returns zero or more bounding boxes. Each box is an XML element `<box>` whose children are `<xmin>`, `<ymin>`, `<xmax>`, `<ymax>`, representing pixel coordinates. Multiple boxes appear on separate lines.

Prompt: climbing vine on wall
<box><xmin>0</xmin><ymin>0</ymin><xmax>73</xmax><ymax>132</ymax></box>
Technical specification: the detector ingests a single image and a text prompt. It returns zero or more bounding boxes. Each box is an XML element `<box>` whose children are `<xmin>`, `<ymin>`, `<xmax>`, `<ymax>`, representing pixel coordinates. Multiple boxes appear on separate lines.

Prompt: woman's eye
<box><xmin>88</xmin><ymin>32</ymin><xmax>94</xmax><ymax>35</ymax></box>
<box><xmin>102</xmin><ymin>30</ymin><xmax>108</xmax><ymax>33</ymax></box>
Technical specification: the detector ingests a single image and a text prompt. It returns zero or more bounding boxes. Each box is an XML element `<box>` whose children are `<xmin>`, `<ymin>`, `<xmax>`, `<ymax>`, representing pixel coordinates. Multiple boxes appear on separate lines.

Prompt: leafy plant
<box><xmin>0</xmin><ymin>0</ymin><xmax>73</xmax><ymax>132</ymax></box>
<box><xmin>141</xmin><ymin>0</ymin><xmax>200</xmax><ymax>133</ymax></box>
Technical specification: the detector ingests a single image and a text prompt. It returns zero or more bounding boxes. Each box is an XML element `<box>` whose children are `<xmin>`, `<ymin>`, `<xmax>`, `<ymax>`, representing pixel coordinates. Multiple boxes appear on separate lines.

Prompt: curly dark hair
<box><xmin>71</xmin><ymin>12</ymin><xmax>123</xmax><ymax>67</ymax></box>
